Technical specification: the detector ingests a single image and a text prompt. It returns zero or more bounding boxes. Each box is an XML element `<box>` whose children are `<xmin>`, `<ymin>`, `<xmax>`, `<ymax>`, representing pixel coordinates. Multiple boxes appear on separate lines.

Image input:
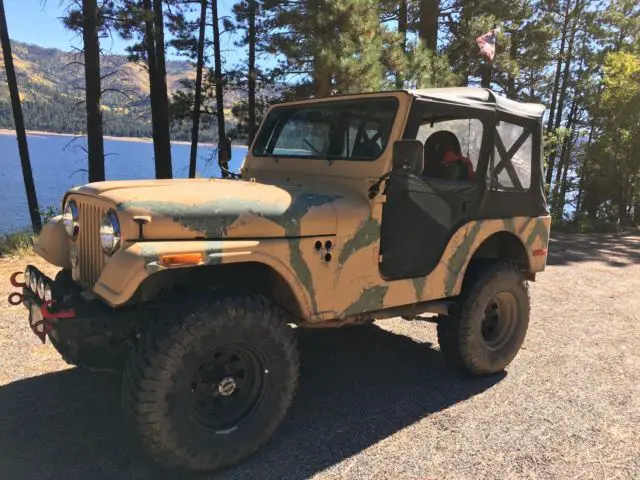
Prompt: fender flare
<box><xmin>92</xmin><ymin>239</ymin><xmax>315</xmax><ymax>318</ymax></box>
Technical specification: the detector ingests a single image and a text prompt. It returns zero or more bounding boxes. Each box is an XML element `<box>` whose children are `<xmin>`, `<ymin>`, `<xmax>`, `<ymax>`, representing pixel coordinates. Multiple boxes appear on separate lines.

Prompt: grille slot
<box><xmin>76</xmin><ymin>200</ymin><xmax>107</xmax><ymax>289</ymax></box>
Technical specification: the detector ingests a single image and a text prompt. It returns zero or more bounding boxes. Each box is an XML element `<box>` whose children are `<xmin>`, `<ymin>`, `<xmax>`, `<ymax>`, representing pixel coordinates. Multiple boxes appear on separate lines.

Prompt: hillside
<box><xmin>0</xmin><ymin>40</ymin><xmax>240</xmax><ymax>141</ymax></box>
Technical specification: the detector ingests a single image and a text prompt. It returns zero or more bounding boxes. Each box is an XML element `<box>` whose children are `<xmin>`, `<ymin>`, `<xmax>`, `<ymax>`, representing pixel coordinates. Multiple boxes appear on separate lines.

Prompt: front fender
<box><xmin>33</xmin><ymin>215</ymin><xmax>72</xmax><ymax>269</ymax></box>
<box><xmin>92</xmin><ymin>239</ymin><xmax>315</xmax><ymax>317</ymax></box>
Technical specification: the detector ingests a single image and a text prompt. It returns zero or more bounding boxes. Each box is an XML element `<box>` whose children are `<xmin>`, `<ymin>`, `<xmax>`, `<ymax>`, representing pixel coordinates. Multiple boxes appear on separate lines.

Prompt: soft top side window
<box><xmin>489</xmin><ymin>121</ymin><xmax>533</xmax><ymax>191</ymax></box>
<box><xmin>416</xmin><ymin>117</ymin><xmax>484</xmax><ymax>182</ymax></box>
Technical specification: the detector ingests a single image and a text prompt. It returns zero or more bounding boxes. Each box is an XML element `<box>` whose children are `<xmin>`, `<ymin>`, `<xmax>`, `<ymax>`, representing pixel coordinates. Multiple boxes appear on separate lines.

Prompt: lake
<box><xmin>0</xmin><ymin>132</ymin><xmax>248</xmax><ymax>234</ymax></box>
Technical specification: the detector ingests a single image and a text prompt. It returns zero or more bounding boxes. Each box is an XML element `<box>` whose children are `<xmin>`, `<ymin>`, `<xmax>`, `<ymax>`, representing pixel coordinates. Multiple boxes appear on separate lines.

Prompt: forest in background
<box><xmin>0</xmin><ymin>0</ymin><xmax>639</xmax><ymax>233</ymax></box>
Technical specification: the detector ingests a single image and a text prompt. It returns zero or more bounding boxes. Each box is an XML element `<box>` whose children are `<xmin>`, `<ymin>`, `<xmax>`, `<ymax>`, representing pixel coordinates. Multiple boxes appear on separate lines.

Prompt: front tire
<box><xmin>437</xmin><ymin>261</ymin><xmax>530</xmax><ymax>376</ymax></box>
<box><xmin>121</xmin><ymin>294</ymin><xmax>299</xmax><ymax>473</ymax></box>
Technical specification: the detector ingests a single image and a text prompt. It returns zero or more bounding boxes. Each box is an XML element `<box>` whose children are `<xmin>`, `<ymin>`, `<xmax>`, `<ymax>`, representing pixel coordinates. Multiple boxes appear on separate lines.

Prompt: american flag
<box><xmin>476</xmin><ymin>28</ymin><xmax>498</xmax><ymax>62</ymax></box>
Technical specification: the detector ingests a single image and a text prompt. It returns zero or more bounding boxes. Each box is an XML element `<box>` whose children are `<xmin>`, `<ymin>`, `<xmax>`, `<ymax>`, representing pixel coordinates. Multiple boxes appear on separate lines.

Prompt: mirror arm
<box><xmin>368</xmin><ymin>173</ymin><xmax>390</xmax><ymax>199</ymax></box>
<box><xmin>219</xmin><ymin>164</ymin><xmax>242</xmax><ymax>179</ymax></box>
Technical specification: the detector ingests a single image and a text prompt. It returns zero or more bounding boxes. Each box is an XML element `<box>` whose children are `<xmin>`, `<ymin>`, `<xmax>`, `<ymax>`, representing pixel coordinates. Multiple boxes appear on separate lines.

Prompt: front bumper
<box><xmin>9</xmin><ymin>265</ymin><xmax>143</xmax><ymax>344</ymax></box>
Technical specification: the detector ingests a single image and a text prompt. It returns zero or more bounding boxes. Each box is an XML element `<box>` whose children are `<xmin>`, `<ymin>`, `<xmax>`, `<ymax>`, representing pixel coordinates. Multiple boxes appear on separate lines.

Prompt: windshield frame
<box><xmin>251</xmin><ymin>96</ymin><xmax>400</xmax><ymax>163</ymax></box>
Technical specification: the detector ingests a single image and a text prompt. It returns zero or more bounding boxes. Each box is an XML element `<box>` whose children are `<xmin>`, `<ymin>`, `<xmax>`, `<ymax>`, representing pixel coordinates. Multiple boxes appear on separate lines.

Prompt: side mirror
<box><xmin>392</xmin><ymin>140</ymin><xmax>424</xmax><ymax>174</ymax></box>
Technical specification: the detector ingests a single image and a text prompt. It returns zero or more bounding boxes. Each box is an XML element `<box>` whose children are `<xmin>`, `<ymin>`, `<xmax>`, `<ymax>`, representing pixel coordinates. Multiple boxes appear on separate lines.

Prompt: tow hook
<box><xmin>9</xmin><ymin>271</ymin><xmax>25</xmax><ymax>288</ymax></box>
<box><xmin>8</xmin><ymin>292</ymin><xmax>24</xmax><ymax>306</ymax></box>
<box><xmin>31</xmin><ymin>301</ymin><xmax>77</xmax><ymax>343</ymax></box>
<box><xmin>8</xmin><ymin>271</ymin><xmax>26</xmax><ymax>306</ymax></box>
<box><xmin>41</xmin><ymin>300</ymin><xmax>76</xmax><ymax>320</ymax></box>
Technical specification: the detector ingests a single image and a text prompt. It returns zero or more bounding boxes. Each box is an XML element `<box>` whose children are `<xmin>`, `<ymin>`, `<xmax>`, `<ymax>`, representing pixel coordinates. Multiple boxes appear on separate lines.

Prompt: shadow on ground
<box><xmin>0</xmin><ymin>325</ymin><xmax>503</xmax><ymax>480</ymax></box>
<box><xmin>547</xmin><ymin>232</ymin><xmax>640</xmax><ymax>268</ymax></box>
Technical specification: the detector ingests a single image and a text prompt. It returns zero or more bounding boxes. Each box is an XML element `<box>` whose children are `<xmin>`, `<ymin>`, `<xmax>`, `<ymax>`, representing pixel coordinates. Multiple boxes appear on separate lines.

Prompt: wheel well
<box><xmin>470</xmin><ymin>231</ymin><xmax>529</xmax><ymax>268</ymax></box>
<box><xmin>134</xmin><ymin>262</ymin><xmax>305</xmax><ymax>321</ymax></box>
<box><xmin>455</xmin><ymin>232</ymin><xmax>531</xmax><ymax>294</ymax></box>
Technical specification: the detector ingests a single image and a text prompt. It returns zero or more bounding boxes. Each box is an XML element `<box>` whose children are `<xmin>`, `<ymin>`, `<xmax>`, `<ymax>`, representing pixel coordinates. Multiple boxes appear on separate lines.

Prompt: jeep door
<box><xmin>379</xmin><ymin>99</ymin><xmax>494</xmax><ymax>280</ymax></box>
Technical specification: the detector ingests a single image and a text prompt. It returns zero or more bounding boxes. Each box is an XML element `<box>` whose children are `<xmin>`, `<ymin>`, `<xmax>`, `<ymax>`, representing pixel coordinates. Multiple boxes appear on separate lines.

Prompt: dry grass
<box><xmin>0</xmin><ymin>233</ymin><xmax>638</xmax><ymax>480</ymax></box>
<box><xmin>0</xmin><ymin>230</ymin><xmax>36</xmax><ymax>258</ymax></box>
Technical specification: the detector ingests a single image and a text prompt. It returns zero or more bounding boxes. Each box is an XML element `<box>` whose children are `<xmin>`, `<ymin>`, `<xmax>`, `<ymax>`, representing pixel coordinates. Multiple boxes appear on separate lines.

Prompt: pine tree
<box><xmin>264</xmin><ymin>0</ymin><xmax>391</xmax><ymax>97</ymax></box>
<box><xmin>63</xmin><ymin>0</ymin><xmax>111</xmax><ymax>183</ymax></box>
<box><xmin>211</xmin><ymin>0</ymin><xmax>231</xmax><ymax>177</ymax></box>
<box><xmin>166</xmin><ymin>0</ymin><xmax>208</xmax><ymax>177</ymax></box>
<box><xmin>232</xmin><ymin>0</ymin><xmax>261</xmax><ymax>144</ymax></box>
<box><xmin>115</xmin><ymin>0</ymin><xmax>173</xmax><ymax>178</ymax></box>
<box><xmin>0</xmin><ymin>0</ymin><xmax>41</xmax><ymax>232</ymax></box>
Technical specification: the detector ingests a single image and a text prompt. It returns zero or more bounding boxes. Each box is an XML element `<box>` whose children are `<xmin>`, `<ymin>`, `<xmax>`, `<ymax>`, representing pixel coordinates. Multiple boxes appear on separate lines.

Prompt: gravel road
<box><xmin>0</xmin><ymin>233</ymin><xmax>638</xmax><ymax>480</ymax></box>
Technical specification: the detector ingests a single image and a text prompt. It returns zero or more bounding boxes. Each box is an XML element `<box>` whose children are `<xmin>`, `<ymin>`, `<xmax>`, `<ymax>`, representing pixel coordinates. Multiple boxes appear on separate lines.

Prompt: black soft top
<box><xmin>408</xmin><ymin>87</ymin><xmax>546</xmax><ymax>120</ymax></box>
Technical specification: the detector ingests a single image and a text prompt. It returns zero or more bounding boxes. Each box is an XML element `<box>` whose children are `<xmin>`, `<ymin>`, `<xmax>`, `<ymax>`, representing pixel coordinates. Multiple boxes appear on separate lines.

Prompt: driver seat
<box><xmin>422</xmin><ymin>130</ymin><xmax>471</xmax><ymax>181</ymax></box>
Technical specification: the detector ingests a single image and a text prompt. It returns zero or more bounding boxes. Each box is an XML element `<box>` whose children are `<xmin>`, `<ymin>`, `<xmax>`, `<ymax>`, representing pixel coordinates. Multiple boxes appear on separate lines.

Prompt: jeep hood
<box><xmin>71</xmin><ymin>178</ymin><xmax>347</xmax><ymax>240</ymax></box>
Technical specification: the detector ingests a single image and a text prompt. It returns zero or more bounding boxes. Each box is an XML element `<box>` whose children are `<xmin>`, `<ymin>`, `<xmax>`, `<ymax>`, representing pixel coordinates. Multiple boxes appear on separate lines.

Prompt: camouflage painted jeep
<box><xmin>10</xmin><ymin>87</ymin><xmax>550</xmax><ymax>472</ymax></box>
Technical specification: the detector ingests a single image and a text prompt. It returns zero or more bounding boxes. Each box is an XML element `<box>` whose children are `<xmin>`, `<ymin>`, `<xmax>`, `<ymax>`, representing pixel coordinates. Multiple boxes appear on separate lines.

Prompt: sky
<box><xmin>3</xmin><ymin>0</ymin><xmax>249</xmax><ymax>65</ymax></box>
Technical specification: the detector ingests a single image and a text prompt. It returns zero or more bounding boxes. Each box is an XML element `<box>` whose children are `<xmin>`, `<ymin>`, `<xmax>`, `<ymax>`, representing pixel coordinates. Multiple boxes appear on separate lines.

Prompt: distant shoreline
<box><xmin>0</xmin><ymin>129</ymin><xmax>249</xmax><ymax>149</ymax></box>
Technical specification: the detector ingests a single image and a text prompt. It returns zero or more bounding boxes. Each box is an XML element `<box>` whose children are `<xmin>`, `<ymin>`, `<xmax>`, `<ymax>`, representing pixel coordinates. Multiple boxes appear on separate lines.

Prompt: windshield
<box><xmin>252</xmin><ymin>97</ymin><xmax>399</xmax><ymax>161</ymax></box>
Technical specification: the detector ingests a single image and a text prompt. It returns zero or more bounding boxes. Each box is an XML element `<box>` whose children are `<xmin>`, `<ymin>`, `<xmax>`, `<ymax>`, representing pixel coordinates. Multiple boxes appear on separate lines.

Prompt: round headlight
<box><xmin>44</xmin><ymin>284</ymin><xmax>52</xmax><ymax>302</ymax></box>
<box><xmin>24</xmin><ymin>267</ymin><xmax>31</xmax><ymax>289</ymax></box>
<box><xmin>37</xmin><ymin>277</ymin><xmax>46</xmax><ymax>299</ymax></box>
<box><xmin>100</xmin><ymin>210</ymin><xmax>121</xmax><ymax>255</ymax></box>
<box><xmin>63</xmin><ymin>200</ymin><xmax>79</xmax><ymax>239</ymax></box>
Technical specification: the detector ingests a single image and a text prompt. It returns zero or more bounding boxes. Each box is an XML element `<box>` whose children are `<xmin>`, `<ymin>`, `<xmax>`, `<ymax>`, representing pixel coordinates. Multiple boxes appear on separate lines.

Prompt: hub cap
<box><xmin>190</xmin><ymin>344</ymin><xmax>267</xmax><ymax>433</ymax></box>
<box><xmin>481</xmin><ymin>291</ymin><xmax>518</xmax><ymax>350</ymax></box>
<box><xmin>218</xmin><ymin>377</ymin><xmax>237</xmax><ymax>396</ymax></box>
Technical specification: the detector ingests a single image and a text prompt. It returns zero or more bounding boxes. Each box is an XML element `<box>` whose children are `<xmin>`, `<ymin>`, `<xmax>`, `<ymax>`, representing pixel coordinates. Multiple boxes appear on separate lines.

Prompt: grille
<box><xmin>76</xmin><ymin>199</ymin><xmax>108</xmax><ymax>289</ymax></box>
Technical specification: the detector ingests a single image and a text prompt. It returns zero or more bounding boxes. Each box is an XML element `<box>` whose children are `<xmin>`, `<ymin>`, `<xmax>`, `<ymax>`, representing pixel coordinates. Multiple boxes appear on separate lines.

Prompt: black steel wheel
<box><xmin>437</xmin><ymin>261</ymin><xmax>530</xmax><ymax>376</ymax></box>
<box><xmin>190</xmin><ymin>344</ymin><xmax>267</xmax><ymax>433</ymax></box>
<box><xmin>480</xmin><ymin>292</ymin><xmax>519</xmax><ymax>351</ymax></box>
<box><xmin>122</xmin><ymin>294</ymin><xmax>299</xmax><ymax>473</ymax></box>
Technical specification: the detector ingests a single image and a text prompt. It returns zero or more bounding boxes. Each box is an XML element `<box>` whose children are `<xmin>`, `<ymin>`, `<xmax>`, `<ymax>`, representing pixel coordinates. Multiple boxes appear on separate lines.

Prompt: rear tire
<box><xmin>437</xmin><ymin>261</ymin><xmax>530</xmax><ymax>376</ymax></box>
<box><xmin>121</xmin><ymin>294</ymin><xmax>300</xmax><ymax>473</ymax></box>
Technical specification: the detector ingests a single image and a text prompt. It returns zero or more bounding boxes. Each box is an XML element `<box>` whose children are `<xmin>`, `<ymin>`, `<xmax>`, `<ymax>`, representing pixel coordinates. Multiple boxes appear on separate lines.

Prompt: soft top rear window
<box><xmin>252</xmin><ymin>97</ymin><xmax>399</xmax><ymax>161</ymax></box>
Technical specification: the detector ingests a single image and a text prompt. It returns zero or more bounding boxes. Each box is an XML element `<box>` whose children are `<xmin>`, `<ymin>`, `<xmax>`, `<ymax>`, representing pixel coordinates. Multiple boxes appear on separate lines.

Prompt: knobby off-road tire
<box><xmin>121</xmin><ymin>294</ymin><xmax>300</xmax><ymax>473</ymax></box>
<box><xmin>437</xmin><ymin>261</ymin><xmax>530</xmax><ymax>376</ymax></box>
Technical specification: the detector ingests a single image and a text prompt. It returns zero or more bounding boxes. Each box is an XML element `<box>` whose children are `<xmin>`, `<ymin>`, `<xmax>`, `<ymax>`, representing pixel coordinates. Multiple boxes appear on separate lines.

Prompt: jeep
<box><xmin>9</xmin><ymin>87</ymin><xmax>550</xmax><ymax>473</ymax></box>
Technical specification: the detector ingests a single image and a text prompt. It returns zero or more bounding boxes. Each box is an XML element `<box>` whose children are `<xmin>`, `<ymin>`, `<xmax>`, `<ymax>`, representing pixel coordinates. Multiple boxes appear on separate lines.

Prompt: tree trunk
<box><xmin>553</xmin><ymin>0</ymin><xmax>581</xmax><ymax>131</ymax></box>
<box><xmin>551</xmin><ymin>96</ymin><xmax>578</xmax><ymax>216</ymax></box>
<box><xmin>395</xmin><ymin>0</ymin><xmax>407</xmax><ymax>89</ymax></box>
<box><xmin>151</xmin><ymin>0</ymin><xmax>172</xmax><ymax>178</ymax></box>
<box><xmin>575</xmin><ymin>121</ymin><xmax>594</xmax><ymax>216</ymax></box>
<box><xmin>82</xmin><ymin>0</ymin><xmax>105</xmax><ymax>183</ymax></box>
<box><xmin>311</xmin><ymin>0</ymin><xmax>331</xmax><ymax>97</ymax></box>
<box><xmin>211</xmin><ymin>0</ymin><xmax>230</xmax><ymax>177</ymax></box>
<box><xmin>0</xmin><ymin>0</ymin><xmax>41</xmax><ymax>232</ymax></box>
<box><xmin>544</xmin><ymin>0</ymin><xmax>572</xmax><ymax>186</ymax></box>
<box><xmin>313</xmin><ymin>73</ymin><xmax>332</xmax><ymax>97</ymax></box>
<box><xmin>142</xmin><ymin>0</ymin><xmax>172</xmax><ymax>179</ymax></box>
<box><xmin>418</xmin><ymin>0</ymin><xmax>438</xmax><ymax>51</ymax></box>
<box><xmin>188</xmin><ymin>0</ymin><xmax>207</xmax><ymax>179</ymax></box>
<box><xmin>481</xmin><ymin>63</ymin><xmax>491</xmax><ymax>88</ymax></box>
<box><xmin>247</xmin><ymin>0</ymin><xmax>257</xmax><ymax>145</ymax></box>
<box><xmin>506</xmin><ymin>26</ymin><xmax>518</xmax><ymax>99</ymax></box>
<box><xmin>556</xmin><ymin>127</ymin><xmax>576</xmax><ymax>217</ymax></box>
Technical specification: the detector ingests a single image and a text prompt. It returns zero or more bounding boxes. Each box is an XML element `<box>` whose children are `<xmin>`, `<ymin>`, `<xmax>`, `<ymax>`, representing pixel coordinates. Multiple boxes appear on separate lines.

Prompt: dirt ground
<box><xmin>0</xmin><ymin>233</ymin><xmax>638</xmax><ymax>480</ymax></box>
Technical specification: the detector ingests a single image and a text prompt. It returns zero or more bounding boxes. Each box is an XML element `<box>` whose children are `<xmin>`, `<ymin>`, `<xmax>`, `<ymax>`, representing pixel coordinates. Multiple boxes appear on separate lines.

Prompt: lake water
<box><xmin>0</xmin><ymin>133</ymin><xmax>247</xmax><ymax>234</ymax></box>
